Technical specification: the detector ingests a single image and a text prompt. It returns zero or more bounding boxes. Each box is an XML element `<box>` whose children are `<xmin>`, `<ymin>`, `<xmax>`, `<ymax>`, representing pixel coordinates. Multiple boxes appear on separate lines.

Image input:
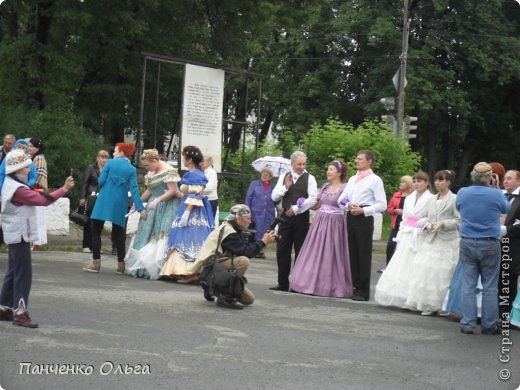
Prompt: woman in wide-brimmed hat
<box><xmin>0</xmin><ymin>150</ymin><xmax>74</xmax><ymax>328</ymax></box>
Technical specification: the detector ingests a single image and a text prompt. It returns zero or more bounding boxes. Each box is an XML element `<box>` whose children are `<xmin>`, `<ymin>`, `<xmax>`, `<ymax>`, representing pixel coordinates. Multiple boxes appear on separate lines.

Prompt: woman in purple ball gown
<box><xmin>290</xmin><ymin>160</ymin><xmax>353</xmax><ymax>297</ymax></box>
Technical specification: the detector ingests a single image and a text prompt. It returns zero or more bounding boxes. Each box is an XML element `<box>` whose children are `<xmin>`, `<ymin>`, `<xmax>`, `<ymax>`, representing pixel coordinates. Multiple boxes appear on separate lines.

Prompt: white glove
<box><xmin>178</xmin><ymin>210</ymin><xmax>190</xmax><ymax>227</ymax></box>
<box><xmin>148</xmin><ymin>198</ymin><xmax>160</xmax><ymax>210</ymax></box>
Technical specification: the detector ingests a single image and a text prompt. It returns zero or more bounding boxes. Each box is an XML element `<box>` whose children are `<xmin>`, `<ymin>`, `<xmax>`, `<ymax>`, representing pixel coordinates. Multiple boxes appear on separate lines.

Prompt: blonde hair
<box><xmin>97</xmin><ymin>150</ymin><xmax>109</xmax><ymax>158</ymax></box>
<box><xmin>260</xmin><ymin>168</ymin><xmax>273</xmax><ymax>178</ymax></box>
<box><xmin>400</xmin><ymin>175</ymin><xmax>413</xmax><ymax>192</ymax></box>
<box><xmin>141</xmin><ymin>148</ymin><xmax>160</xmax><ymax>161</ymax></box>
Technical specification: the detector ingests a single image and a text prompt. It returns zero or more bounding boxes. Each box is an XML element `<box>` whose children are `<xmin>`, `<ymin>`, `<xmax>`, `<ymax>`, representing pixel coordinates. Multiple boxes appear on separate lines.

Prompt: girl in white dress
<box><xmin>375</xmin><ymin>171</ymin><xmax>434</xmax><ymax>308</ymax></box>
<box><xmin>405</xmin><ymin>170</ymin><xmax>460</xmax><ymax>315</ymax></box>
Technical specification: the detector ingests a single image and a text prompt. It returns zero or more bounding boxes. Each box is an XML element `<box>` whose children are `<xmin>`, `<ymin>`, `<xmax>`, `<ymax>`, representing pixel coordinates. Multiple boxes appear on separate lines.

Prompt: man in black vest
<box><xmin>499</xmin><ymin>170</ymin><xmax>520</xmax><ymax>325</ymax></box>
<box><xmin>270</xmin><ymin>151</ymin><xmax>318</xmax><ymax>291</ymax></box>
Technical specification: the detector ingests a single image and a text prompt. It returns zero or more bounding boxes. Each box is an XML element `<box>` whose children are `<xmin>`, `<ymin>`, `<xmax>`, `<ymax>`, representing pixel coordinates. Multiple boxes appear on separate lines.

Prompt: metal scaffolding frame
<box><xmin>137</xmin><ymin>52</ymin><xmax>263</xmax><ymax>179</ymax></box>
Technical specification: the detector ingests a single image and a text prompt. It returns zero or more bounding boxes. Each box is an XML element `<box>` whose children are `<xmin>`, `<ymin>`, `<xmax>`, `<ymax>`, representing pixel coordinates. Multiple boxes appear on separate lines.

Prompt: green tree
<box><xmin>301</xmin><ymin>118</ymin><xmax>421</xmax><ymax>195</ymax></box>
<box><xmin>27</xmin><ymin>109</ymin><xmax>102</xmax><ymax>201</ymax></box>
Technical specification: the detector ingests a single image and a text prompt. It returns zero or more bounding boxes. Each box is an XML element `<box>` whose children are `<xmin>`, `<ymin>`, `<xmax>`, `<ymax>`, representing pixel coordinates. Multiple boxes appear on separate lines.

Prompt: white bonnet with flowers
<box><xmin>5</xmin><ymin>149</ymin><xmax>32</xmax><ymax>174</ymax></box>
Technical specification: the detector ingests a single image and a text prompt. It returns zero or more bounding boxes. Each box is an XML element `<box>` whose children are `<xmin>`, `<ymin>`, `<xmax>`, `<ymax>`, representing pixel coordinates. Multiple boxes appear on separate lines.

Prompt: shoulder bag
<box><xmin>70</xmin><ymin>204</ymin><xmax>88</xmax><ymax>226</ymax></box>
<box><xmin>199</xmin><ymin>227</ymin><xmax>246</xmax><ymax>301</ymax></box>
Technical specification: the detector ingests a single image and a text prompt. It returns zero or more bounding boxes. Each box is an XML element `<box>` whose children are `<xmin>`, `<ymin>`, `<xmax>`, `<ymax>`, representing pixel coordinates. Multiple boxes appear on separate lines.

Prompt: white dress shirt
<box><xmin>338</xmin><ymin>173</ymin><xmax>387</xmax><ymax>216</ymax></box>
<box><xmin>271</xmin><ymin>170</ymin><xmax>318</xmax><ymax>214</ymax></box>
<box><xmin>203</xmin><ymin>166</ymin><xmax>218</xmax><ymax>201</ymax></box>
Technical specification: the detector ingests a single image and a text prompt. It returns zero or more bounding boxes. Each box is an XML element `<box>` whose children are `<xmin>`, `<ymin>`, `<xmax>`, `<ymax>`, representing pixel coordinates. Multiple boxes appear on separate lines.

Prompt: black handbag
<box><xmin>86</xmin><ymin>193</ymin><xmax>98</xmax><ymax>215</ymax></box>
<box><xmin>69</xmin><ymin>205</ymin><xmax>89</xmax><ymax>226</ymax></box>
<box><xmin>200</xmin><ymin>228</ymin><xmax>246</xmax><ymax>301</ymax></box>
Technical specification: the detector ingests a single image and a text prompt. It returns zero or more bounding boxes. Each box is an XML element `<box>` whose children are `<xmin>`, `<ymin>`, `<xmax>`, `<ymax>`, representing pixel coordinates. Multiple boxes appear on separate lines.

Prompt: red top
<box><xmin>387</xmin><ymin>191</ymin><xmax>404</xmax><ymax>229</ymax></box>
<box><xmin>12</xmin><ymin>186</ymin><xmax>65</xmax><ymax>207</ymax></box>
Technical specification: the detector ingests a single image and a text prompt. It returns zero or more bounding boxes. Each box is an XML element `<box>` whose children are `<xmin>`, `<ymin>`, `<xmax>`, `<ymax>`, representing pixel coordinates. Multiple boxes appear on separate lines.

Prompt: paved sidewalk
<box><xmin>0</xmin><ymin>233</ymin><xmax>518</xmax><ymax>390</ymax></box>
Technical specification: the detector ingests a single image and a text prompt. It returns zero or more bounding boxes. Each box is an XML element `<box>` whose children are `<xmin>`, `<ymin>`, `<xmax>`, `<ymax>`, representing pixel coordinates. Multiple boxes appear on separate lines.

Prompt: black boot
<box><xmin>216</xmin><ymin>297</ymin><xmax>243</xmax><ymax>310</ymax></box>
<box><xmin>202</xmin><ymin>284</ymin><xmax>215</xmax><ymax>302</ymax></box>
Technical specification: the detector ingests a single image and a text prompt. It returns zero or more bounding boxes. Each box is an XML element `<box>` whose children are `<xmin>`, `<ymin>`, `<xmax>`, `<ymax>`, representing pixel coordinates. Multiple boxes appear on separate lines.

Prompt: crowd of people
<box><xmin>0</xmin><ymin>134</ymin><xmax>518</xmax><ymax>335</ymax></box>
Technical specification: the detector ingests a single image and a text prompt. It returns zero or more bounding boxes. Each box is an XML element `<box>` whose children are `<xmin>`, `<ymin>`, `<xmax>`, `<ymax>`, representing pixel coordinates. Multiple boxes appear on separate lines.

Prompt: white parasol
<box><xmin>251</xmin><ymin>156</ymin><xmax>292</xmax><ymax>177</ymax></box>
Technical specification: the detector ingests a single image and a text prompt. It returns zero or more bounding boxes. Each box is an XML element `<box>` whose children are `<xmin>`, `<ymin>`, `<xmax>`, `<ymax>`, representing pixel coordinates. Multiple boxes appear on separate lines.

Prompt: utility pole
<box><xmin>396</xmin><ymin>0</ymin><xmax>410</xmax><ymax>135</ymax></box>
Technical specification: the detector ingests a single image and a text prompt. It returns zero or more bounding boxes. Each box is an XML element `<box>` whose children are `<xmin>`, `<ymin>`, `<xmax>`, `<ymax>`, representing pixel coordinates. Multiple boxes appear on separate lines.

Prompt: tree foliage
<box><xmin>301</xmin><ymin>119</ymin><xmax>421</xmax><ymax>194</ymax></box>
<box><xmin>0</xmin><ymin>0</ymin><xmax>518</xmax><ymax>187</ymax></box>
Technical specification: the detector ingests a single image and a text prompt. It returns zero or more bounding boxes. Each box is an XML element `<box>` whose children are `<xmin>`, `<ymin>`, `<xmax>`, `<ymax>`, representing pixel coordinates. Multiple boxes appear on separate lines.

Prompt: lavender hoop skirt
<box><xmin>290</xmin><ymin>210</ymin><xmax>353</xmax><ymax>298</ymax></box>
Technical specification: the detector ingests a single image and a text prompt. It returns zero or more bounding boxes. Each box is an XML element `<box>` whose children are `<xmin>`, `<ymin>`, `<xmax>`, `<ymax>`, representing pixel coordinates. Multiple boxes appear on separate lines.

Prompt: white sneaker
<box><xmin>82</xmin><ymin>248</ymin><xmax>91</xmax><ymax>253</ymax></box>
<box><xmin>421</xmin><ymin>310</ymin><xmax>436</xmax><ymax>316</ymax></box>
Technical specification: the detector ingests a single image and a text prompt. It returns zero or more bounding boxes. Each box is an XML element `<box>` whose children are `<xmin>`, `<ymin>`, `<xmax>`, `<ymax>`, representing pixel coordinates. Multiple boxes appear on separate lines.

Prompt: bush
<box><xmin>218</xmin><ymin>119</ymin><xmax>420</xmax><ymax>210</ymax></box>
<box><xmin>0</xmin><ymin>107</ymin><xmax>105</xmax><ymax>207</ymax></box>
<box><xmin>300</xmin><ymin>118</ymin><xmax>421</xmax><ymax>194</ymax></box>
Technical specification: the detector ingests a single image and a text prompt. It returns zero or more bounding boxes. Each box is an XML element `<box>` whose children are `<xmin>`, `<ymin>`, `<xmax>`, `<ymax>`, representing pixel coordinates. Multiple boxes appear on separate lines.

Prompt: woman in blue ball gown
<box><xmin>160</xmin><ymin>145</ymin><xmax>214</xmax><ymax>282</ymax></box>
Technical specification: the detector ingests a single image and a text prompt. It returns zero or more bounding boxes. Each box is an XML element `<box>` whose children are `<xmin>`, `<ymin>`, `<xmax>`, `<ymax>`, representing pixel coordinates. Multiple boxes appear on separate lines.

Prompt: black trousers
<box><xmin>209</xmin><ymin>199</ymin><xmax>219</xmax><ymax>222</ymax></box>
<box><xmin>275</xmin><ymin>212</ymin><xmax>309</xmax><ymax>288</ymax></box>
<box><xmin>82</xmin><ymin>220</ymin><xmax>92</xmax><ymax>249</ymax></box>
<box><xmin>386</xmin><ymin>227</ymin><xmax>399</xmax><ymax>264</ymax></box>
<box><xmin>91</xmin><ymin>219</ymin><xmax>126</xmax><ymax>262</ymax></box>
<box><xmin>347</xmin><ymin>213</ymin><xmax>374</xmax><ymax>300</ymax></box>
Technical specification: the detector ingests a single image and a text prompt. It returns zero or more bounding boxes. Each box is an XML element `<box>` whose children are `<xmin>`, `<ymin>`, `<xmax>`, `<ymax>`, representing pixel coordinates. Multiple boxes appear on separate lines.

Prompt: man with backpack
<box><xmin>197</xmin><ymin>204</ymin><xmax>277</xmax><ymax>309</ymax></box>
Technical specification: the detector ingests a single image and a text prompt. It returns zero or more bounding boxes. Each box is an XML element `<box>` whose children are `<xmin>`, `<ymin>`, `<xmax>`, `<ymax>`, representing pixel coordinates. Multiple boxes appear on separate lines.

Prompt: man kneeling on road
<box><xmin>196</xmin><ymin>204</ymin><xmax>277</xmax><ymax>309</ymax></box>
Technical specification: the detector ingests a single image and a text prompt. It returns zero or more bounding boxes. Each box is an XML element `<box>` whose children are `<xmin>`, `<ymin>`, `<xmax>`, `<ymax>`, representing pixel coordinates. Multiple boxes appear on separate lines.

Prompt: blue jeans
<box><xmin>459</xmin><ymin>238</ymin><xmax>500</xmax><ymax>330</ymax></box>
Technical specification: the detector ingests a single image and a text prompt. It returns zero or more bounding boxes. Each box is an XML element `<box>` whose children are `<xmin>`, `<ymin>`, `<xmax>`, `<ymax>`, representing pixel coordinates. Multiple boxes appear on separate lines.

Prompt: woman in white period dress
<box><xmin>405</xmin><ymin>170</ymin><xmax>460</xmax><ymax>315</ymax></box>
<box><xmin>375</xmin><ymin>171</ymin><xmax>434</xmax><ymax>308</ymax></box>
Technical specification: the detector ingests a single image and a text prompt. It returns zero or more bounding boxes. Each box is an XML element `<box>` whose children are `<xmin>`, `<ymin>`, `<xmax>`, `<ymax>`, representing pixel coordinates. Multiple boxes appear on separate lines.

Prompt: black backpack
<box><xmin>199</xmin><ymin>227</ymin><xmax>246</xmax><ymax>301</ymax></box>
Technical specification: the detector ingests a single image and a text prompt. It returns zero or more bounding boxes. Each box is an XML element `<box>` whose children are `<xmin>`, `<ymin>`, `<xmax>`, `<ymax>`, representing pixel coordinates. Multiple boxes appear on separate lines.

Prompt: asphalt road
<box><xmin>0</xmin><ymin>246</ymin><xmax>518</xmax><ymax>390</ymax></box>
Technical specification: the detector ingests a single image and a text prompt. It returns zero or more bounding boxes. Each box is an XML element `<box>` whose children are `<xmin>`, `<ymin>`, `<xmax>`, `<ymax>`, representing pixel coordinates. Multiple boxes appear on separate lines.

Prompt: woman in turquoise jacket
<box><xmin>83</xmin><ymin>143</ymin><xmax>146</xmax><ymax>274</ymax></box>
